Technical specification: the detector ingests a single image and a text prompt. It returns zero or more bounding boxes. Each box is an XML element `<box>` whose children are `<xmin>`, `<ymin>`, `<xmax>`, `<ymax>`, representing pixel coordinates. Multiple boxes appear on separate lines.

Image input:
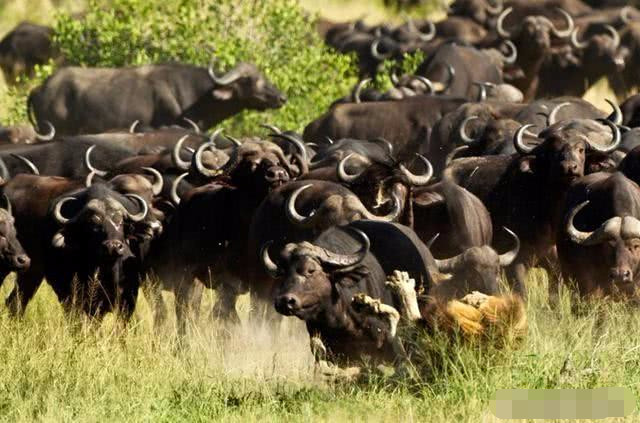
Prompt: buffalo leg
<box><xmin>142</xmin><ymin>280</ymin><xmax>168</xmax><ymax>329</ymax></box>
<box><xmin>6</xmin><ymin>269</ymin><xmax>44</xmax><ymax>316</ymax></box>
<box><xmin>506</xmin><ymin>262</ymin><xmax>528</xmax><ymax>299</ymax></box>
<box><xmin>174</xmin><ymin>276</ymin><xmax>201</xmax><ymax>337</ymax></box>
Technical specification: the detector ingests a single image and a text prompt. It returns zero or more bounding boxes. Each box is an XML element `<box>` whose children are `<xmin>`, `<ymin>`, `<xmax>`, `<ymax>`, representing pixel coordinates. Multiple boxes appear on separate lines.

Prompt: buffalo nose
<box><xmin>275</xmin><ymin>294</ymin><xmax>299</xmax><ymax>315</ymax></box>
<box><xmin>103</xmin><ymin>240</ymin><xmax>125</xmax><ymax>256</ymax></box>
<box><xmin>13</xmin><ymin>254</ymin><xmax>30</xmax><ymax>270</ymax></box>
<box><xmin>611</xmin><ymin>268</ymin><xmax>633</xmax><ymax>283</ymax></box>
<box><xmin>267</xmin><ymin>167</ymin><xmax>288</xmax><ymax>181</ymax></box>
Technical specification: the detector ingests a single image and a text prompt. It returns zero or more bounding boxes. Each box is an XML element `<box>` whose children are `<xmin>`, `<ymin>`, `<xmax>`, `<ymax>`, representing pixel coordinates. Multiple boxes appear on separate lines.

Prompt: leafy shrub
<box><xmin>51</xmin><ymin>0</ymin><xmax>359</xmax><ymax>134</ymax></box>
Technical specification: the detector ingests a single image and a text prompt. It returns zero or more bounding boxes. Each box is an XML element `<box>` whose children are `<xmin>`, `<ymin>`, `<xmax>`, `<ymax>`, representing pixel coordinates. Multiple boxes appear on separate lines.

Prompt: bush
<box><xmin>51</xmin><ymin>0</ymin><xmax>359</xmax><ymax>134</ymax></box>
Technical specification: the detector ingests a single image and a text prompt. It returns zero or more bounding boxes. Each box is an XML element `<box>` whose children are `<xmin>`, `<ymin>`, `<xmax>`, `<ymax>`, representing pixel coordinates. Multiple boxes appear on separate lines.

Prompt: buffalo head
<box><xmin>264</xmin><ymin>229</ymin><xmax>370</xmax><ymax>320</ymax></box>
<box><xmin>432</xmin><ymin>227</ymin><xmax>519</xmax><ymax>297</ymax></box>
<box><xmin>51</xmin><ymin>186</ymin><xmax>149</xmax><ymax>261</ymax></box>
<box><xmin>0</xmin><ymin>195</ymin><xmax>29</xmax><ymax>272</ymax></box>
<box><xmin>567</xmin><ymin>201</ymin><xmax>640</xmax><ymax>291</ymax></box>
<box><xmin>208</xmin><ymin>62</ymin><xmax>286</xmax><ymax>110</ymax></box>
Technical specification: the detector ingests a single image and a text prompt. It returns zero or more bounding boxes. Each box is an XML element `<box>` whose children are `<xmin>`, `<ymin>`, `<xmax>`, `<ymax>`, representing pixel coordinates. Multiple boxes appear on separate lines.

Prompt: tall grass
<box><xmin>1</xmin><ymin>270</ymin><xmax>639</xmax><ymax>421</ymax></box>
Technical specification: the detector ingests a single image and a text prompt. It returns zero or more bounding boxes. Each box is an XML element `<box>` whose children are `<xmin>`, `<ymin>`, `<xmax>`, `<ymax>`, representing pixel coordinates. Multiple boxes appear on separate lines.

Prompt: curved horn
<box><xmin>363</xmin><ymin>191</ymin><xmax>402</xmax><ymax>222</ymax></box>
<box><xmin>0</xmin><ymin>157</ymin><xmax>9</xmax><ymax>182</ymax></box>
<box><xmin>513</xmin><ymin>124</ymin><xmax>537</xmax><ymax>154</ymax></box>
<box><xmin>411</xmin><ymin>75</ymin><xmax>435</xmax><ymax>94</ymax></box>
<box><xmin>170</xmin><ymin>172</ymin><xmax>188</xmax><ymax>205</ymax></box>
<box><xmin>434</xmin><ymin>251</ymin><xmax>464</xmax><ymax>273</ymax></box>
<box><xmin>84</xmin><ymin>145</ymin><xmax>108</xmax><ymax>177</ymax></box>
<box><xmin>53</xmin><ymin>196</ymin><xmax>76</xmax><ymax>225</ymax></box>
<box><xmin>34</xmin><ymin>121</ymin><xmax>55</xmax><ymax>141</ymax></box>
<box><xmin>390</xmin><ymin>72</ymin><xmax>399</xmax><ymax>85</ymax></box>
<box><xmin>459</xmin><ymin>116</ymin><xmax>481</xmax><ymax>145</ymax></box>
<box><xmin>226</xmin><ymin>135</ymin><xmax>242</xmax><ymax>146</ymax></box>
<box><xmin>11</xmin><ymin>154</ymin><xmax>39</xmax><ymax>175</ymax></box>
<box><xmin>85</xmin><ymin>171</ymin><xmax>96</xmax><ymax>188</ymax></box>
<box><xmin>486</xmin><ymin>0</ymin><xmax>504</xmax><ymax>15</ymax></box>
<box><xmin>500</xmin><ymin>40</ymin><xmax>518</xmax><ymax>64</ymax></box>
<box><xmin>566</xmin><ymin>200</ymin><xmax>612</xmax><ymax>245</ymax></box>
<box><xmin>445</xmin><ymin>145</ymin><xmax>470</xmax><ymax>166</ymax></box>
<box><xmin>352</xmin><ymin>78</ymin><xmax>371</xmax><ymax>103</ymax></box>
<box><xmin>606</xmin><ymin>98</ymin><xmax>623</xmax><ymax>126</ymax></box>
<box><xmin>407</xmin><ymin>18</ymin><xmax>436</xmax><ymax>41</ymax></box>
<box><xmin>590</xmin><ymin>119</ymin><xmax>621</xmax><ymax>153</ymax></box>
<box><xmin>124</xmin><ymin>193</ymin><xmax>149</xmax><ymax>222</ymax></box>
<box><xmin>550</xmin><ymin>8</ymin><xmax>574</xmax><ymax>38</ymax></box>
<box><xmin>370</xmin><ymin>39</ymin><xmax>392</xmax><ymax>61</ymax></box>
<box><xmin>399</xmin><ymin>154</ymin><xmax>434</xmax><ymax>186</ymax></box>
<box><xmin>570</xmin><ymin>27</ymin><xmax>588</xmax><ymax>49</ymax></box>
<box><xmin>171</xmin><ymin>135</ymin><xmax>191</xmax><ymax>171</ymax></box>
<box><xmin>194</xmin><ymin>140</ymin><xmax>222</xmax><ymax>178</ymax></box>
<box><xmin>129</xmin><ymin>120</ymin><xmax>140</xmax><ymax>134</ymax></box>
<box><xmin>496</xmin><ymin>7</ymin><xmax>513</xmax><ymax>38</ymax></box>
<box><xmin>427</xmin><ymin>233</ymin><xmax>439</xmax><ymax>249</ymax></box>
<box><xmin>285</xmin><ymin>184</ymin><xmax>316</xmax><ymax>226</ymax></box>
<box><xmin>548</xmin><ymin>102</ymin><xmax>570</xmax><ymax>126</ymax></box>
<box><xmin>337</xmin><ymin>153</ymin><xmax>363</xmax><ymax>183</ymax></box>
<box><xmin>474</xmin><ymin>82</ymin><xmax>487</xmax><ymax>102</ymax></box>
<box><xmin>621</xmin><ymin>6</ymin><xmax>636</xmax><ymax>24</ymax></box>
<box><xmin>260</xmin><ymin>123</ymin><xmax>281</xmax><ymax>135</ymax></box>
<box><xmin>261</xmin><ymin>241</ymin><xmax>281</xmax><ymax>278</ymax></box>
<box><xmin>603</xmin><ymin>24</ymin><xmax>620</xmax><ymax>50</ymax></box>
<box><xmin>142</xmin><ymin>167</ymin><xmax>164</xmax><ymax>196</ymax></box>
<box><xmin>208</xmin><ymin>64</ymin><xmax>244</xmax><ymax>86</ymax></box>
<box><xmin>208</xmin><ymin>128</ymin><xmax>224</xmax><ymax>144</ymax></box>
<box><xmin>498</xmin><ymin>226</ymin><xmax>520</xmax><ymax>266</ymax></box>
<box><xmin>440</xmin><ymin>63</ymin><xmax>455</xmax><ymax>92</ymax></box>
<box><xmin>318</xmin><ymin>228</ymin><xmax>370</xmax><ymax>271</ymax></box>
<box><xmin>372</xmin><ymin>138</ymin><xmax>393</xmax><ymax>155</ymax></box>
<box><xmin>325</xmin><ymin>136</ymin><xmax>334</xmax><ymax>145</ymax></box>
<box><xmin>270</xmin><ymin>133</ymin><xmax>308</xmax><ymax>164</ymax></box>
<box><xmin>182</xmin><ymin>117</ymin><xmax>200</xmax><ymax>133</ymax></box>
<box><xmin>1</xmin><ymin>194</ymin><xmax>11</xmax><ymax>216</ymax></box>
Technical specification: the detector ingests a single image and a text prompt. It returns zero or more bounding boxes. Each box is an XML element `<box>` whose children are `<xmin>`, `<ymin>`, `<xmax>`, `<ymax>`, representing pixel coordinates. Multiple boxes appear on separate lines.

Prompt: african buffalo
<box><xmin>28</xmin><ymin>62</ymin><xmax>286</xmax><ymax>134</ymax></box>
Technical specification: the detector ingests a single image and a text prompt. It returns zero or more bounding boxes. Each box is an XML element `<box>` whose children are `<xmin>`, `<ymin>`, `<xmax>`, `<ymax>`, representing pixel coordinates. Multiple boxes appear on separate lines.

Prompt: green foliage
<box><xmin>0</xmin><ymin>61</ymin><xmax>55</xmax><ymax>125</ymax></box>
<box><xmin>375</xmin><ymin>50</ymin><xmax>426</xmax><ymax>90</ymax></box>
<box><xmin>52</xmin><ymin>0</ymin><xmax>359</xmax><ymax>134</ymax></box>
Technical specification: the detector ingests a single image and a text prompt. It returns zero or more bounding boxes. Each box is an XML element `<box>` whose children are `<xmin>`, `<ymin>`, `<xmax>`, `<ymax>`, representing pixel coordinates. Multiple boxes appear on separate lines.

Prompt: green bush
<box><xmin>51</xmin><ymin>0</ymin><xmax>359</xmax><ymax>134</ymax></box>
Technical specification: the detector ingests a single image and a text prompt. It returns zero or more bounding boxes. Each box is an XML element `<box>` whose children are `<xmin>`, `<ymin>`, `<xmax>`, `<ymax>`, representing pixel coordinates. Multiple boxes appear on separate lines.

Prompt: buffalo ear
<box><xmin>332</xmin><ymin>265</ymin><xmax>370</xmax><ymax>289</ymax></box>
<box><xmin>412</xmin><ymin>189</ymin><xmax>445</xmax><ymax>207</ymax></box>
<box><xmin>518</xmin><ymin>155</ymin><xmax>536</xmax><ymax>174</ymax></box>
<box><xmin>586</xmin><ymin>151</ymin><xmax>617</xmax><ymax>173</ymax></box>
<box><xmin>212</xmin><ymin>87</ymin><xmax>234</xmax><ymax>100</ymax></box>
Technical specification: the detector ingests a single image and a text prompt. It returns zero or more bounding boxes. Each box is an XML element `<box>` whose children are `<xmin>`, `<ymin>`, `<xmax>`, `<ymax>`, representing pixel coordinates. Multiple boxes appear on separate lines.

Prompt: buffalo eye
<box><xmin>578</xmin><ymin>147</ymin><xmax>585</xmax><ymax>154</ymax></box>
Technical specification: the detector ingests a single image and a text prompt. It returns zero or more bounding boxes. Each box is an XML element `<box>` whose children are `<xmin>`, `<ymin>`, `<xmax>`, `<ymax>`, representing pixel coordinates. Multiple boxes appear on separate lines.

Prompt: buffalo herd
<box><xmin>2</xmin><ymin>0</ymin><xmax>640</xmax><ymax>372</ymax></box>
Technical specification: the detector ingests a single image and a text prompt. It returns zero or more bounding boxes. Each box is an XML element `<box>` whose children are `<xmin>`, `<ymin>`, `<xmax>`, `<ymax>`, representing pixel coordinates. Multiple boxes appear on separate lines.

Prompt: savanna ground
<box><xmin>0</xmin><ymin>0</ymin><xmax>639</xmax><ymax>421</ymax></box>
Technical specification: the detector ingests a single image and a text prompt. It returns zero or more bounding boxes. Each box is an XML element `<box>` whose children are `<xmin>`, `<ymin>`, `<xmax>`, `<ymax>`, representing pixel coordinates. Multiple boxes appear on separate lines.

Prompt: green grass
<box><xmin>1</xmin><ymin>270</ymin><xmax>640</xmax><ymax>421</ymax></box>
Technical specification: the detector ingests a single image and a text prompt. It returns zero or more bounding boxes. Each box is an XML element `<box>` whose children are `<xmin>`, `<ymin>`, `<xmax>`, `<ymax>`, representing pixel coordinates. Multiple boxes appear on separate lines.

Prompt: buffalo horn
<box><xmin>182</xmin><ymin>117</ymin><xmax>200</xmax><ymax>133</ymax></box>
<box><xmin>286</xmin><ymin>184</ymin><xmax>316</xmax><ymax>226</ymax></box>
<box><xmin>513</xmin><ymin>123</ymin><xmax>537</xmax><ymax>154</ymax></box>
<box><xmin>11</xmin><ymin>154</ymin><xmax>39</xmax><ymax>175</ymax></box>
<box><xmin>459</xmin><ymin>115</ymin><xmax>481</xmax><ymax>145</ymax></box>
<box><xmin>261</xmin><ymin>241</ymin><xmax>281</xmax><ymax>278</ymax></box>
<box><xmin>590</xmin><ymin>119</ymin><xmax>621</xmax><ymax>153</ymax></box>
<box><xmin>606</xmin><ymin>98</ymin><xmax>623</xmax><ymax>125</ymax></box>
<box><xmin>171</xmin><ymin>135</ymin><xmax>192</xmax><ymax>171</ymax></box>
<box><xmin>399</xmin><ymin>154</ymin><xmax>434</xmax><ymax>186</ymax></box>
<box><xmin>124</xmin><ymin>193</ymin><xmax>149</xmax><ymax>222</ymax></box>
<box><xmin>53</xmin><ymin>196</ymin><xmax>76</xmax><ymax>224</ymax></box>
<box><xmin>498</xmin><ymin>227</ymin><xmax>520</xmax><ymax>266</ymax></box>
<box><xmin>142</xmin><ymin>167</ymin><xmax>164</xmax><ymax>196</ymax></box>
<box><xmin>208</xmin><ymin>64</ymin><xmax>244</xmax><ymax>86</ymax></box>
<box><xmin>34</xmin><ymin>121</ymin><xmax>55</xmax><ymax>141</ymax></box>
<box><xmin>337</xmin><ymin>153</ymin><xmax>363</xmax><ymax>183</ymax></box>
<box><xmin>170</xmin><ymin>172</ymin><xmax>188</xmax><ymax>205</ymax></box>
<box><xmin>352</xmin><ymin>78</ymin><xmax>371</xmax><ymax>103</ymax></box>
<box><xmin>129</xmin><ymin>120</ymin><xmax>140</xmax><ymax>134</ymax></box>
<box><xmin>84</xmin><ymin>145</ymin><xmax>108</xmax><ymax>177</ymax></box>
<box><xmin>318</xmin><ymin>228</ymin><xmax>370</xmax><ymax>271</ymax></box>
<box><xmin>496</xmin><ymin>7</ymin><xmax>513</xmax><ymax>38</ymax></box>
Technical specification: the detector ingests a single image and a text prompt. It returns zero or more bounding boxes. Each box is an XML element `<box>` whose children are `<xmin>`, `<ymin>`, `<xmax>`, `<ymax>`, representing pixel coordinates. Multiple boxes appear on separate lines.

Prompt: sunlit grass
<box><xmin>1</xmin><ymin>269</ymin><xmax>640</xmax><ymax>421</ymax></box>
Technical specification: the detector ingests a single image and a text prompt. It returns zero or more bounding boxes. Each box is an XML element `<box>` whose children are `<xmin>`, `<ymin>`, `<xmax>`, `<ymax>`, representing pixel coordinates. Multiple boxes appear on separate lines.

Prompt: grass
<box><xmin>1</xmin><ymin>270</ymin><xmax>640</xmax><ymax>421</ymax></box>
